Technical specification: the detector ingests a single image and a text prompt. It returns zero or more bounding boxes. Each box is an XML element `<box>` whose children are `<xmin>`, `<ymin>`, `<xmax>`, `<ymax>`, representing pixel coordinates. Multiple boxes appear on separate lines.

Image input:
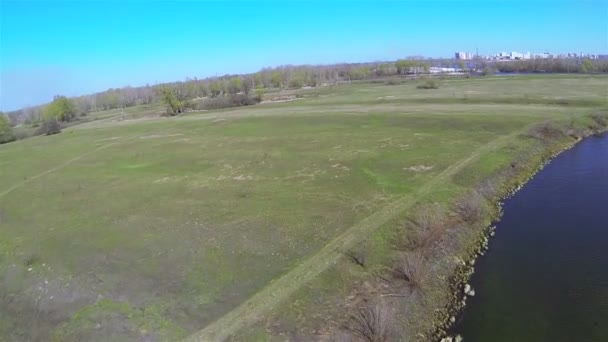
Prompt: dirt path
<box><xmin>184</xmin><ymin>130</ymin><xmax>524</xmax><ymax>341</ymax></box>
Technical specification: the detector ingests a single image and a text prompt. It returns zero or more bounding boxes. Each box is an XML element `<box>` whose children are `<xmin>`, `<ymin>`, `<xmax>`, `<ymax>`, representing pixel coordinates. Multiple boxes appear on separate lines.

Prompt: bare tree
<box><xmin>349</xmin><ymin>301</ymin><xmax>392</xmax><ymax>342</ymax></box>
<box><xmin>391</xmin><ymin>252</ymin><xmax>427</xmax><ymax>290</ymax></box>
<box><xmin>454</xmin><ymin>191</ymin><xmax>485</xmax><ymax>223</ymax></box>
<box><xmin>395</xmin><ymin>205</ymin><xmax>446</xmax><ymax>252</ymax></box>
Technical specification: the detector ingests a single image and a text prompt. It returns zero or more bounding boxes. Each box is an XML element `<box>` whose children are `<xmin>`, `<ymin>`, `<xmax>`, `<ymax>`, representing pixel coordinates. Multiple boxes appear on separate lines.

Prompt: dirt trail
<box><xmin>184</xmin><ymin>130</ymin><xmax>523</xmax><ymax>341</ymax></box>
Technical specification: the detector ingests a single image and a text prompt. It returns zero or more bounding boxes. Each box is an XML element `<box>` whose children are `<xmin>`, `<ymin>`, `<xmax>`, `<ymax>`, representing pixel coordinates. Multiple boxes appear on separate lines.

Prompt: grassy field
<box><xmin>0</xmin><ymin>75</ymin><xmax>606</xmax><ymax>341</ymax></box>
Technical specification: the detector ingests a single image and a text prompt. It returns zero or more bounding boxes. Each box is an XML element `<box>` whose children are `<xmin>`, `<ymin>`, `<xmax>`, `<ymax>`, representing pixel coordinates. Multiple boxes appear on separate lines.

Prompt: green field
<box><xmin>1</xmin><ymin>75</ymin><xmax>606</xmax><ymax>341</ymax></box>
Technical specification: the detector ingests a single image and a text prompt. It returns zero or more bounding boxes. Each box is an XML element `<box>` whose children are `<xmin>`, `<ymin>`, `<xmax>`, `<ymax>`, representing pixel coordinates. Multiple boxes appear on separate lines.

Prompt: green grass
<box><xmin>0</xmin><ymin>74</ymin><xmax>606</xmax><ymax>341</ymax></box>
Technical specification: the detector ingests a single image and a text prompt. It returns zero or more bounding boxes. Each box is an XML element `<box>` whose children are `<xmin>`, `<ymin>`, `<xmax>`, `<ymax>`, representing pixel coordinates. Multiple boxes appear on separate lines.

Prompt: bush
<box><xmin>391</xmin><ymin>252</ymin><xmax>427</xmax><ymax>290</ymax></box>
<box><xmin>349</xmin><ymin>301</ymin><xmax>392</xmax><ymax>342</ymax></box>
<box><xmin>481</xmin><ymin>65</ymin><xmax>496</xmax><ymax>76</ymax></box>
<box><xmin>590</xmin><ymin>112</ymin><xmax>608</xmax><ymax>128</ymax></box>
<box><xmin>196</xmin><ymin>94</ymin><xmax>261</xmax><ymax>110</ymax></box>
<box><xmin>527</xmin><ymin>121</ymin><xmax>564</xmax><ymax>142</ymax></box>
<box><xmin>453</xmin><ymin>191</ymin><xmax>486</xmax><ymax>223</ymax></box>
<box><xmin>37</xmin><ymin>118</ymin><xmax>62</xmax><ymax>136</ymax></box>
<box><xmin>416</xmin><ymin>78</ymin><xmax>440</xmax><ymax>89</ymax></box>
<box><xmin>344</xmin><ymin>248</ymin><xmax>367</xmax><ymax>267</ymax></box>
<box><xmin>477</xmin><ymin>177</ymin><xmax>501</xmax><ymax>200</ymax></box>
<box><xmin>384</xmin><ymin>78</ymin><xmax>401</xmax><ymax>86</ymax></box>
<box><xmin>0</xmin><ymin>115</ymin><xmax>16</xmax><ymax>144</ymax></box>
<box><xmin>14</xmin><ymin>130</ymin><xmax>32</xmax><ymax>140</ymax></box>
<box><xmin>395</xmin><ymin>205</ymin><xmax>446</xmax><ymax>251</ymax></box>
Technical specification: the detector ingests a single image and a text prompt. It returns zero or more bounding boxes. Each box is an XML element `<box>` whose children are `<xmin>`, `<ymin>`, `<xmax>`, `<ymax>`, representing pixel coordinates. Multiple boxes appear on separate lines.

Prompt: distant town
<box><xmin>455</xmin><ymin>51</ymin><xmax>608</xmax><ymax>61</ymax></box>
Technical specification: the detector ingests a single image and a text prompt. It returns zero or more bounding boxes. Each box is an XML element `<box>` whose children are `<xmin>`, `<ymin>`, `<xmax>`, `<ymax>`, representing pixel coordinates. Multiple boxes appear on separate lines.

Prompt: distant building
<box><xmin>455</xmin><ymin>51</ymin><xmax>474</xmax><ymax>60</ymax></box>
<box><xmin>429</xmin><ymin>67</ymin><xmax>458</xmax><ymax>74</ymax></box>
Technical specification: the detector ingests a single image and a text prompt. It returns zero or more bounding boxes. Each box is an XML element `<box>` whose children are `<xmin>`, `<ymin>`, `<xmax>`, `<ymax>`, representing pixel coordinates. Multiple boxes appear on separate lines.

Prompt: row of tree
<box><xmin>492</xmin><ymin>58</ymin><xmax>606</xmax><ymax>73</ymax></box>
<box><xmin>4</xmin><ymin>58</ymin><xmax>607</xmax><ymax>126</ymax></box>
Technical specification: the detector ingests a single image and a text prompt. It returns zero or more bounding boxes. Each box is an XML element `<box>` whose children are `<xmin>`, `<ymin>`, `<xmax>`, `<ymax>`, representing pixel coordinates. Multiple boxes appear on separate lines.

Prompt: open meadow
<box><xmin>1</xmin><ymin>75</ymin><xmax>606</xmax><ymax>341</ymax></box>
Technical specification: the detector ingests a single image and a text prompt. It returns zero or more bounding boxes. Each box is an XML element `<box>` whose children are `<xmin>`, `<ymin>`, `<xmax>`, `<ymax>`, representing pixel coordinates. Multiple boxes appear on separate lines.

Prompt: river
<box><xmin>453</xmin><ymin>133</ymin><xmax>608</xmax><ymax>342</ymax></box>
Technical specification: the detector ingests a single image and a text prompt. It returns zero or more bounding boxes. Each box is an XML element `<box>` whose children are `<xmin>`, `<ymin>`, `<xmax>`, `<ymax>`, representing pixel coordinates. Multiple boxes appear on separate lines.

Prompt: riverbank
<box><xmin>452</xmin><ymin>130</ymin><xmax>608</xmax><ymax>341</ymax></box>
<box><xmin>437</xmin><ymin>118</ymin><xmax>608</xmax><ymax>342</ymax></box>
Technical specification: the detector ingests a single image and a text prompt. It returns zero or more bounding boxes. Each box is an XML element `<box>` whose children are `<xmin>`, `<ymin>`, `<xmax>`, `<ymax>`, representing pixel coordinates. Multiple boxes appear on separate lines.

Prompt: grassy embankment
<box><xmin>0</xmin><ymin>75</ymin><xmax>606</xmax><ymax>341</ymax></box>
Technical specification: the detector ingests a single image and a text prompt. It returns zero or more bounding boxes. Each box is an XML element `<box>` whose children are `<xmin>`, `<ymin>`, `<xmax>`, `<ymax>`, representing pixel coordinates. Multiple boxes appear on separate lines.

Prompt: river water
<box><xmin>453</xmin><ymin>134</ymin><xmax>608</xmax><ymax>342</ymax></box>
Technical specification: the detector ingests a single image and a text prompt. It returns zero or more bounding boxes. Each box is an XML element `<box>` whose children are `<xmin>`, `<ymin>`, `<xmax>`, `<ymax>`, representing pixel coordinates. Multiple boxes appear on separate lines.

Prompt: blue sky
<box><xmin>1</xmin><ymin>0</ymin><xmax>606</xmax><ymax>111</ymax></box>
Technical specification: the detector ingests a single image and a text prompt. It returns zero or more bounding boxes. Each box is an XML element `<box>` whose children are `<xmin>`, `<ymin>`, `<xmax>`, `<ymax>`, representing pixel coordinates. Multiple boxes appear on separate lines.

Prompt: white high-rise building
<box><xmin>455</xmin><ymin>52</ymin><xmax>474</xmax><ymax>60</ymax></box>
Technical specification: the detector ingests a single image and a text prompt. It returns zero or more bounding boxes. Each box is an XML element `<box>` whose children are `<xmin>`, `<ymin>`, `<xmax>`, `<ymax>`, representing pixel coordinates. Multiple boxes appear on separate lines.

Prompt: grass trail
<box><xmin>184</xmin><ymin>129</ymin><xmax>525</xmax><ymax>341</ymax></box>
<box><xmin>0</xmin><ymin>141</ymin><xmax>124</xmax><ymax>198</ymax></box>
<box><xmin>0</xmin><ymin>131</ymin><xmax>153</xmax><ymax>198</ymax></box>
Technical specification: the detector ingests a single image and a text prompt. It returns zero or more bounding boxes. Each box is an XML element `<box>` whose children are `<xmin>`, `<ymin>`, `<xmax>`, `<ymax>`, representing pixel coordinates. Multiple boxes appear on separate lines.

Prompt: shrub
<box><xmin>481</xmin><ymin>65</ymin><xmax>496</xmax><ymax>76</ymax></box>
<box><xmin>477</xmin><ymin>174</ymin><xmax>504</xmax><ymax>200</ymax></box>
<box><xmin>416</xmin><ymin>78</ymin><xmax>440</xmax><ymax>89</ymax></box>
<box><xmin>349</xmin><ymin>301</ymin><xmax>392</xmax><ymax>342</ymax></box>
<box><xmin>590</xmin><ymin>112</ymin><xmax>608</xmax><ymax>128</ymax></box>
<box><xmin>196</xmin><ymin>94</ymin><xmax>261</xmax><ymax>110</ymax></box>
<box><xmin>0</xmin><ymin>115</ymin><xmax>16</xmax><ymax>144</ymax></box>
<box><xmin>344</xmin><ymin>248</ymin><xmax>367</xmax><ymax>267</ymax></box>
<box><xmin>384</xmin><ymin>78</ymin><xmax>401</xmax><ymax>86</ymax></box>
<box><xmin>37</xmin><ymin>118</ymin><xmax>62</xmax><ymax>136</ymax></box>
<box><xmin>396</xmin><ymin>205</ymin><xmax>446</xmax><ymax>251</ymax></box>
<box><xmin>158</xmin><ymin>87</ymin><xmax>185</xmax><ymax>115</ymax></box>
<box><xmin>14</xmin><ymin>130</ymin><xmax>32</xmax><ymax>140</ymax></box>
<box><xmin>453</xmin><ymin>191</ymin><xmax>486</xmax><ymax>223</ymax></box>
<box><xmin>391</xmin><ymin>252</ymin><xmax>427</xmax><ymax>290</ymax></box>
<box><xmin>527</xmin><ymin>121</ymin><xmax>564</xmax><ymax>142</ymax></box>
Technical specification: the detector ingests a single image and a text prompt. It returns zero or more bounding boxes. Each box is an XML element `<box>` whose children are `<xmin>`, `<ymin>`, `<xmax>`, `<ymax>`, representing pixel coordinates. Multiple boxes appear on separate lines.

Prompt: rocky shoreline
<box><xmin>435</xmin><ymin>126</ymin><xmax>607</xmax><ymax>342</ymax></box>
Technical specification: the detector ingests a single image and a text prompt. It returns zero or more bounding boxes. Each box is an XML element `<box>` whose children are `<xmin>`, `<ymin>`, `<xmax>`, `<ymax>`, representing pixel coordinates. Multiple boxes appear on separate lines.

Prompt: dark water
<box><xmin>454</xmin><ymin>134</ymin><xmax>608</xmax><ymax>342</ymax></box>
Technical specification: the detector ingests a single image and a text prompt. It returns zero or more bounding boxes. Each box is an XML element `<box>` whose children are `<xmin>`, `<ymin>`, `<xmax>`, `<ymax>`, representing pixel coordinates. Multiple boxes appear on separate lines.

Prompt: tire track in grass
<box><xmin>0</xmin><ymin>135</ymin><xmax>144</xmax><ymax>198</ymax></box>
<box><xmin>184</xmin><ymin>130</ymin><xmax>524</xmax><ymax>342</ymax></box>
<box><xmin>0</xmin><ymin>121</ymin><xmax>188</xmax><ymax>198</ymax></box>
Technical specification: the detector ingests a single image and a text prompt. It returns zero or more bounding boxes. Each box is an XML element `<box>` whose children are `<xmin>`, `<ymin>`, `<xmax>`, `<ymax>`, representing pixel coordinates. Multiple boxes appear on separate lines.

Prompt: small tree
<box><xmin>209</xmin><ymin>81</ymin><xmax>222</xmax><ymax>97</ymax></box>
<box><xmin>254</xmin><ymin>87</ymin><xmax>265</xmax><ymax>101</ymax></box>
<box><xmin>228</xmin><ymin>77</ymin><xmax>243</xmax><ymax>95</ymax></box>
<box><xmin>580</xmin><ymin>59</ymin><xmax>593</xmax><ymax>73</ymax></box>
<box><xmin>392</xmin><ymin>252</ymin><xmax>427</xmax><ymax>290</ymax></box>
<box><xmin>0</xmin><ymin>113</ymin><xmax>16</xmax><ymax>144</ymax></box>
<box><xmin>44</xmin><ymin>96</ymin><xmax>76</xmax><ymax>122</ymax></box>
<box><xmin>37</xmin><ymin>117</ymin><xmax>62</xmax><ymax>135</ymax></box>
<box><xmin>270</xmin><ymin>70</ymin><xmax>283</xmax><ymax>88</ymax></box>
<box><xmin>395</xmin><ymin>59</ymin><xmax>411</xmax><ymax>75</ymax></box>
<box><xmin>481</xmin><ymin>64</ymin><xmax>496</xmax><ymax>76</ymax></box>
<box><xmin>349</xmin><ymin>301</ymin><xmax>392</xmax><ymax>342</ymax></box>
<box><xmin>158</xmin><ymin>87</ymin><xmax>184</xmax><ymax>115</ymax></box>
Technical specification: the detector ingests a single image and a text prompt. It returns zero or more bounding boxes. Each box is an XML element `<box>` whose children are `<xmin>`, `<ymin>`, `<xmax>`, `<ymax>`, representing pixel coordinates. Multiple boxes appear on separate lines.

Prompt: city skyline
<box><xmin>455</xmin><ymin>50</ymin><xmax>607</xmax><ymax>60</ymax></box>
<box><xmin>1</xmin><ymin>0</ymin><xmax>606</xmax><ymax>111</ymax></box>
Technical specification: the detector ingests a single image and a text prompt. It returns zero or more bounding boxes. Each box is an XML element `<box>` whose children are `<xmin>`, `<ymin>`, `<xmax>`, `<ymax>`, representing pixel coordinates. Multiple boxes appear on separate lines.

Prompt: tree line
<box><xmin>2</xmin><ymin>57</ymin><xmax>607</xmax><ymax>139</ymax></box>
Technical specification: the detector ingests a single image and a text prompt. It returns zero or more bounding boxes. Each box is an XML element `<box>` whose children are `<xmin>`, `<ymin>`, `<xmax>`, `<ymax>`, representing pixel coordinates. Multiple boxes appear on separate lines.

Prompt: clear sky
<box><xmin>1</xmin><ymin>0</ymin><xmax>606</xmax><ymax>111</ymax></box>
